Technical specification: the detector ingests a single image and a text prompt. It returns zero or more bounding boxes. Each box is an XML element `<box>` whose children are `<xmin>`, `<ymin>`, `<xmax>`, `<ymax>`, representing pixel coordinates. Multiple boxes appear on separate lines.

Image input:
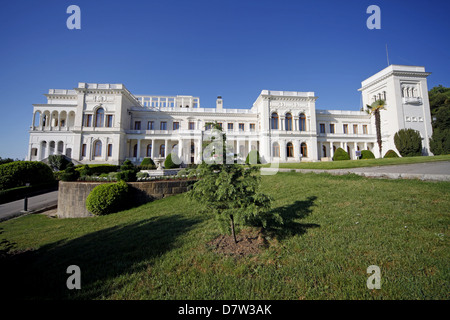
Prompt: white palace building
<box><xmin>26</xmin><ymin>65</ymin><xmax>434</xmax><ymax>165</ymax></box>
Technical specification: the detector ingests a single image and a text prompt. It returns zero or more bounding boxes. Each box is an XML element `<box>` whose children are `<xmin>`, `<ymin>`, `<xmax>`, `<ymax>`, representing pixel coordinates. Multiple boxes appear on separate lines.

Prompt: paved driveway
<box><xmin>339</xmin><ymin>161</ymin><xmax>450</xmax><ymax>175</ymax></box>
<box><xmin>0</xmin><ymin>191</ymin><xmax>58</xmax><ymax>222</ymax></box>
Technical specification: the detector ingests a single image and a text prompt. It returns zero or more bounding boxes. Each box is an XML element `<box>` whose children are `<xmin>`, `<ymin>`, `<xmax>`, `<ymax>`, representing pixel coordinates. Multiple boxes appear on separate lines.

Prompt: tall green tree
<box><xmin>428</xmin><ymin>85</ymin><xmax>450</xmax><ymax>155</ymax></box>
<box><xmin>366</xmin><ymin>99</ymin><xmax>386</xmax><ymax>158</ymax></box>
<box><xmin>188</xmin><ymin>124</ymin><xmax>281</xmax><ymax>243</ymax></box>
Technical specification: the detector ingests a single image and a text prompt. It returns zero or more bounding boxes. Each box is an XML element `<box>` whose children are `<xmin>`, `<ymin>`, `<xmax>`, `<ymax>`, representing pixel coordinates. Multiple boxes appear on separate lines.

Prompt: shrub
<box><xmin>245</xmin><ymin>150</ymin><xmax>261</xmax><ymax>165</ymax></box>
<box><xmin>164</xmin><ymin>153</ymin><xmax>180</xmax><ymax>169</ymax></box>
<box><xmin>140</xmin><ymin>157</ymin><xmax>156</xmax><ymax>168</ymax></box>
<box><xmin>332</xmin><ymin>148</ymin><xmax>350</xmax><ymax>161</ymax></box>
<box><xmin>429</xmin><ymin>128</ymin><xmax>450</xmax><ymax>155</ymax></box>
<box><xmin>136</xmin><ymin>171</ymin><xmax>149</xmax><ymax>179</ymax></box>
<box><xmin>116</xmin><ymin>160</ymin><xmax>138</xmax><ymax>182</ymax></box>
<box><xmin>86</xmin><ymin>181</ymin><xmax>129</xmax><ymax>215</ymax></box>
<box><xmin>47</xmin><ymin>155</ymin><xmax>70</xmax><ymax>171</ymax></box>
<box><xmin>79</xmin><ymin>164</ymin><xmax>93</xmax><ymax>177</ymax></box>
<box><xmin>360</xmin><ymin>150</ymin><xmax>375</xmax><ymax>159</ymax></box>
<box><xmin>60</xmin><ymin>162</ymin><xmax>80</xmax><ymax>181</ymax></box>
<box><xmin>0</xmin><ymin>161</ymin><xmax>54</xmax><ymax>190</ymax></box>
<box><xmin>75</xmin><ymin>164</ymin><xmax>119</xmax><ymax>176</ymax></box>
<box><xmin>384</xmin><ymin>149</ymin><xmax>399</xmax><ymax>158</ymax></box>
<box><xmin>394</xmin><ymin>128</ymin><xmax>423</xmax><ymax>157</ymax></box>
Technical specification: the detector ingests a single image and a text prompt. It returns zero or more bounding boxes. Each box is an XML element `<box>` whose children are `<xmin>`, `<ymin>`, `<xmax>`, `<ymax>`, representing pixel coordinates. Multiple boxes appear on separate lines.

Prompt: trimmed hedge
<box><xmin>116</xmin><ymin>160</ymin><xmax>138</xmax><ymax>182</ymax></box>
<box><xmin>0</xmin><ymin>161</ymin><xmax>54</xmax><ymax>190</ymax></box>
<box><xmin>360</xmin><ymin>150</ymin><xmax>375</xmax><ymax>159</ymax></box>
<box><xmin>86</xmin><ymin>181</ymin><xmax>129</xmax><ymax>215</ymax></box>
<box><xmin>384</xmin><ymin>149</ymin><xmax>400</xmax><ymax>158</ymax></box>
<box><xmin>75</xmin><ymin>164</ymin><xmax>119</xmax><ymax>176</ymax></box>
<box><xmin>0</xmin><ymin>181</ymin><xmax>58</xmax><ymax>205</ymax></box>
<box><xmin>394</xmin><ymin>128</ymin><xmax>422</xmax><ymax>157</ymax></box>
<box><xmin>164</xmin><ymin>153</ymin><xmax>180</xmax><ymax>169</ymax></box>
<box><xmin>60</xmin><ymin>163</ymin><xmax>80</xmax><ymax>181</ymax></box>
<box><xmin>332</xmin><ymin>148</ymin><xmax>350</xmax><ymax>161</ymax></box>
<box><xmin>140</xmin><ymin>158</ymin><xmax>156</xmax><ymax>167</ymax></box>
<box><xmin>245</xmin><ymin>150</ymin><xmax>261</xmax><ymax>165</ymax></box>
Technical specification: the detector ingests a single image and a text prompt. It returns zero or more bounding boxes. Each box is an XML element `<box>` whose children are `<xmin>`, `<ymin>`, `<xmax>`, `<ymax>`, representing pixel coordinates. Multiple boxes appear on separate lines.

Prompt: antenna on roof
<box><xmin>386</xmin><ymin>43</ymin><xmax>390</xmax><ymax>66</ymax></box>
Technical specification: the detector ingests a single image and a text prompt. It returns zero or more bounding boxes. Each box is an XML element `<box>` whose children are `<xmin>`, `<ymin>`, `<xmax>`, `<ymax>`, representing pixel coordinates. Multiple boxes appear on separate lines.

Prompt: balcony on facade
<box><xmin>402</xmin><ymin>97</ymin><xmax>423</xmax><ymax>105</ymax></box>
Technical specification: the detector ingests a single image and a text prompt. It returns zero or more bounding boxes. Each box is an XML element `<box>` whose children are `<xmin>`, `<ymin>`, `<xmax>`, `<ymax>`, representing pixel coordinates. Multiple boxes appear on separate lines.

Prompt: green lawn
<box><xmin>1</xmin><ymin>172</ymin><xmax>449</xmax><ymax>299</ymax></box>
<box><xmin>262</xmin><ymin>154</ymin><xmax>450</xmax><ymax>170</ymax></box>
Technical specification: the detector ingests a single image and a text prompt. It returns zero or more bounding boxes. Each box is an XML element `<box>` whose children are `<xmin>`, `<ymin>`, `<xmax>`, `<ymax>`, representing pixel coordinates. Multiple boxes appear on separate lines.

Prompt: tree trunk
<box><xmin>375</xmin><ymin>109</ymin><xmax>382</xmax><ymax>157</ymax></box>
<box><xmin>230</xmin><ymin>214</ymin><xmax>237</xmax><ymax>244</ymax></box>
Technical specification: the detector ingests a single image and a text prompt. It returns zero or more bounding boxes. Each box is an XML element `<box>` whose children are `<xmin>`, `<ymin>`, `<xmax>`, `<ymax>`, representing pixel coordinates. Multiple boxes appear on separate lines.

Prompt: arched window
<box><xmin>147</xmin><ymin>144</ymin><xmax>152</xmax><ymax>157</ymax></box>
<box><xmin>287</xmin><ymin>142</ymin><xmax>294</xmax><ymax>157</ymax></box>
<box><xmin>94</xmin><ymin>140</ymin><xmax>102</xmax><ymax>157</ymax></box>
<box><xmin>285</xmin><ymin>113</ymin><xmax>292</xmax><ymax>131</ymax></box>
<box><xmin>301</xmin><ymin>143</ymin><xmax>307</xmax><ymax>157</ymax></box>
<box><xmin>271</xmin><ymin>113</ymin><xmax>279</xmax><ymax>130</ymax></box>
<box><xmin>133</xmin><ymin>144</ymin><xmax>137</xmax><ymax>157</ymax></box>
<box><xmin>160</xmin><ymin>144</ymin><xmax>165</xmax><ymax>157</ymax></box>
<box><xmin>95</xmin><ymin>108</ymin><xmax>104</xmax><ymax>127</ymax></box>
<box><xmin>322</xmin><ymin>145</ymin><xmax>327</xmax><ymax>157</ymax></box>
<box><xmin>272</xmin><ymin>142</ymin><xmax>280</xmax><ymax>157</ymax></box>
<box><xmin>299</xmin><ymin>113</ymin><xmax>306</xmax><ymax>131</ymax></box>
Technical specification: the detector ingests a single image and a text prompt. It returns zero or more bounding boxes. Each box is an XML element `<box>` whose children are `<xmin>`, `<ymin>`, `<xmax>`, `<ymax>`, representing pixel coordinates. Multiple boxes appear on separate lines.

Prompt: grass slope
<box><xmin>1</xmin><ymin>173</ymin><xmax>449</xmax><ymax>299</ymax></box>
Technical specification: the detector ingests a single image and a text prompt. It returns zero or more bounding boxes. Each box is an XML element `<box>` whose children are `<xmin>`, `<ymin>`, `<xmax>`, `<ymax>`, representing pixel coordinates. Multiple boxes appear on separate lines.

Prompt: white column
<box><xmin>354</xmin><ymin>142</ymin><xmax>357</xmax><ymax>159</ymax></box>
<box><xmin>151</xmin><ymin>139</ymin><xmax>155</xmax><ymax>158</ymax></box>
<box><xmin>178</xmin><ymin>138</ymin><xmax>182</xmax><ymax>161</ymax></box>
<box><xmin>364</xmin><ymin>142</ymin><xmax>368</xmax><ymax>150</ymax></box>
<box><xmin>164</xmin><ymin>139</ymin><xmax>168</xmax><ymax>157</ymax></box>
<box><xmin>330</xmin><ymin>142</ymin><xmax>334</xmax><ymax>159</ymax></box>
<box><xmin>197</xmin><ymin>139</ymin><xmax>202</xmax><ymax>163</ymax></box>
<box><xmin>137</xmin><ymin>139</ymin><xmax>141</xmax><ymax>161</ymax></box>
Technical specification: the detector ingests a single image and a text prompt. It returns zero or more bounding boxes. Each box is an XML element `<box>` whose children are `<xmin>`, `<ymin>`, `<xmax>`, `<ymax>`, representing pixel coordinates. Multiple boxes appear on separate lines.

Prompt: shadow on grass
<box><xmin>0</xmin><ymin>214</ymin><xmax>200</xmax><ymax>299</ymax></box>
<box><xmin>267</xmin><ymin>196</ymin><xmax>320</xmax><ymax>239</ymax></box>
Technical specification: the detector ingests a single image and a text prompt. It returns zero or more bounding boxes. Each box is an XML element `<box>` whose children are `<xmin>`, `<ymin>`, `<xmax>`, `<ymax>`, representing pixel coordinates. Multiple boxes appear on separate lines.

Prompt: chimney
<box><xmin>216</xmin><ymin>96</ymin><xmax>223</xmax><ymax>111</ymax></box>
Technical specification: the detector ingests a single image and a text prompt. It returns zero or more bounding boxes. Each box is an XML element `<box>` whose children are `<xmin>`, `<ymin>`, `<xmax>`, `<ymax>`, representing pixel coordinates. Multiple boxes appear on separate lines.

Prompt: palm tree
<box><xmin>366</xmin><ymin>99</ymin><xmax>386</xmax><ymax>157</ymax></box>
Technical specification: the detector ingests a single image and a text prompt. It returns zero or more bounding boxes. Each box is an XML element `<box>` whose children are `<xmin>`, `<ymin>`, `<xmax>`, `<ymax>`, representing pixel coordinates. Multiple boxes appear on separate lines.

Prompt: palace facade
<box><xmin>26</xmin><ymin>65</ymin><xmax>433</xmax><ymax>165</ymax></box>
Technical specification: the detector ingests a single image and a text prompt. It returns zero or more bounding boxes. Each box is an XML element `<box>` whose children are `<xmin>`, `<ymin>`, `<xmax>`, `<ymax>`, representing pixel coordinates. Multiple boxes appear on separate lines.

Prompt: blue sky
<box><xmin>0</xmin><ymin>0</ymin><xmax>449</xmax><ymax>159</ymax></box>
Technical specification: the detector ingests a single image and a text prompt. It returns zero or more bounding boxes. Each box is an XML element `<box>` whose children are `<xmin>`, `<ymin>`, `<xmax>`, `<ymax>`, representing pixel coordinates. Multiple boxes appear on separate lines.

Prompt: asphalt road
<box><xmin>0</xmin><ymin>191</ymin><xmax>58</xmax><ymax>222</ymax></box>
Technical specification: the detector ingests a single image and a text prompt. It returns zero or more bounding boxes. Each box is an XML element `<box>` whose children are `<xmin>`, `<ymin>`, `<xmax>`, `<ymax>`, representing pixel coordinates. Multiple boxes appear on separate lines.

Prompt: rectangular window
<box><xmin>205</xmin><ymin>123</ymin><xmax>212</xmax><ymax>131</ymax></box>
<box><xmin>147</xmin><ymin>121</ymin><xmax>154</xmax><ymax>130</ymax></box>
<box><xmin>189</xmin><ymin>122</ymin><xmax>195</xmax><ymax>130</ymax></box>
<box><xmin>250</xmin><ymin>123</ymin><xmax>255</xmax><ymax>131</ymax></box>
<box><xmin>106</xmin><ymin>115</ymin><xmax>113</xmax><ymax>127</ymax></box>
<box><xmin>363</xmin><ymin>125</ymin><xmax>368</xmax><ymax>135</ymax></box>
<box><xmin>319</xmin><ymin>123</ymin><xmax>325</xmax><ymax>134</ymax></box>
<box><xmin>134</xmin><ymin>121</ymin><xmax>141</xmax><ymax>130</ymax></box>
<box><xmin>81</xmin><ymin>144</ymin><xmax>86</xmax><ymax>157</ymax></box>
<box><xmin>353</xmin><ymin>124</ymin><xmax>358</xmax><ymax>134</ymax></box>
<box><xmin>330</xmin><ymin>124</ymin><xmax>335</xmax><ymax>134</ymax></box>
<box><xmin>217</xmin><ymin>123</ymin><xmax>223</xmax><ymax>130</ymax></box>
<box><xmin>173</xmin><ymin>122</ymin><xmax>180</xmax><ymax>130</ymax></box>
<box><xmin>239</xmin><ymin>123</ymin><xmax>245</xmax><ymax>131</ymax></box>
<box><xmin>85</xmin><ymin>114</ymin><xmax>92</xmax><ymax>127</ymax></box>
<box><xmin>107</xmin><ymin>144</ymin><xmax>112</xmax><ymax>157</ymax></box>
<box><xmin>160</xmin><ymin>121</ymin><xmax>167</xmax><ymax>130</ymax></box>
<box><xmin>343</xmin><ymin>124</ymin><xmax>348</xmax><ymax>134</ymax></box>
<box><xmin>228</xmin><ymin>123</ymin><xmax>234</xmax><ymax>131</ymax></box>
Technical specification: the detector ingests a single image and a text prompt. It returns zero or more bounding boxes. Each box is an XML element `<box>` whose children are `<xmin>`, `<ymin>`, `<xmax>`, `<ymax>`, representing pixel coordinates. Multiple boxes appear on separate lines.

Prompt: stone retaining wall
<box><xmin>57</xmin><ymin>179</ymin><xmax>195</xmax><ymax>218</ymax></box>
